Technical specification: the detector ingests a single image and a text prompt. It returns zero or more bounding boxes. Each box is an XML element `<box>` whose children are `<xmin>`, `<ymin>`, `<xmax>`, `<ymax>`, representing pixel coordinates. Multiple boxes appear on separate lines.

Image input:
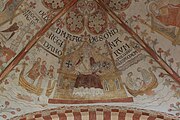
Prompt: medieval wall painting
<box><xmin>0</xmin><ymin>0</ymin><xmax>180</xmax><ymax>119</ymax></box>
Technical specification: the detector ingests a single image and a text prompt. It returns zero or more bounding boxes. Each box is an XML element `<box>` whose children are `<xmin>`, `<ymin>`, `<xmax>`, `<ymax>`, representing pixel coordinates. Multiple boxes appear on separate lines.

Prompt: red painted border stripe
<box><xmin>81</xmin><ymin>109</ymin><xmax>88</xmax><ymax>112</ymax></box>
<box><xmin>97</xmin><ymin>108</ymin><xmax>104</xmax><ymax>111</ymax></box>
<box><xmin>65</xmin><ymin>110</ymin><xmax>73</xmax><ymax>113</ymax></box>
<box><xmin>73</xmin><ymin>112</ymin><xmax>82</xmax><ymax>120</ymax></box>
<box><xmin>20</xmin><ymin>118</ymin><xmax>26</xmax><ymax>120</ymax></box>
<box><xmin>89</xmin><ymin>111</ymin><xmax>96</xmax><ymax>120</ymax></box>
<box><xmin>157</xmin><ymin>115</ymin><xmax>164</xmax><ymax>119</ymax></box>
<box><xmin>50</xmin><ymin>111</ymin><xmax>57</xmax><ymax>115</ymax></box>
<box><xmin>111</xmin><ymin>109</ymin><xmax>119</xmax><ymax>112</ymax></box>
<box><xmin>147</xmin><ymin>116</ymin><xmax>156</xmax><ymax>120</ymax></box>
<box><xmin>104</xmin><ymin>111</ymin><xmax>111</xmax><ymax>120</ymax></box>
<box><xmin>35</xmin><ymin>114</ymin><xmax>42</xmax><ymax>118</ymax></box>
<box><xmin>48</xmin><ymin>97</ymin><xmax>133</xmax><ymax>104</ymax></box>
<box><xmin>133</xmin><ymin>113</ymin><xmax>141</xmax><ymax>120</ymax></box>
<box><xmin>43</xmin><ymin>115</ymin><xmax>52</xmax><ymax>120</ymax></box>
<box><xmin>59</xmin><ymin>113</ymin><xmax>67</xmax><ymax>120</ymax></box>
<box><xmin>118</xmin><ymin>111</ymin><xmax>126</xmax><ymax>120</ymax></box>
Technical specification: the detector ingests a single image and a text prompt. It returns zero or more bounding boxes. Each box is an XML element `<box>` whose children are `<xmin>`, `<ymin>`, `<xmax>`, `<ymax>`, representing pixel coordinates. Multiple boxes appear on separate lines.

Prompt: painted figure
<box><xmin>135</xmin><ymin>77</ymin><xmax>144</xmax><ymax>90</ymax></box>
<box><xmin>0</xmin><ymin>22</ymin><xmax>18</xmax><ymax>67</ymax></box>
<box><xmin>36</xmin><ymin>61</ymin><xmax>47</xmax><ymax>88</ymax></box>
<box><xmin>151</xmin><ymin>4</ymin><xmax>180</xmax><ymax>27</ymax></box>
<box><xmin>27</xmin><ymin>57</ymin><xmax>41</xmax><ymax>83</ymax></box>
<box><xmin>146</xmin><ymin>0</ymin><xmax>180</xmax><ymax>45</ymax></box>
<box><xmin>137</xmin><ymin>67</ymin><xmax>152</xmax><ymax>85</ymax></box>
<box><xmin>73</xmin><ymin>46</ymin><xmax>103</xmax><ymax>97</ymax></box>
<box><xmin>149</xmin><ymin>0</ymin><xmax>180</xmax><ymax>34</ymax></box>
<box><xmin>0</xmin><ymin>46</ymin><xmax>15</xmax><ymax>67</ymax></box>
<box><xmin>47</xmin><ymin>65</ymin><xmax>54</xmax><ymax>79</ymax></box>
<box><xmin>0</xmin><ymin>22</ymin><xmax>19</xmax><ymax>41</ymax></box>
<box><xmin>126</xmin><ymin>72</ymin><xmax>143</xmax><ymax>90</ymax></box>
<box><xmin>126</xmin><ymin>72</ymin><xmax>134</xmax><ymax>88</ymax></box>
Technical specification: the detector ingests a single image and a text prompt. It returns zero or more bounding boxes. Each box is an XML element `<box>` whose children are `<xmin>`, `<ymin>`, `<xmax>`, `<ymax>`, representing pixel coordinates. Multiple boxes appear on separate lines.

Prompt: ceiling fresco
<box><xmin>0</xmin><ymin>0</ymin><xmax>179</xmax><ymax>119</ymax></box>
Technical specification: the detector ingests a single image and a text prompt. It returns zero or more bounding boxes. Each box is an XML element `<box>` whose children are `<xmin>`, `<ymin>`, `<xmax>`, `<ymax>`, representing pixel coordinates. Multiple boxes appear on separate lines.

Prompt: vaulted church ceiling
<box><xmin>0</xmin><ymin>0</ymin><xmax>179</xmax><ymax>119</ymax></box>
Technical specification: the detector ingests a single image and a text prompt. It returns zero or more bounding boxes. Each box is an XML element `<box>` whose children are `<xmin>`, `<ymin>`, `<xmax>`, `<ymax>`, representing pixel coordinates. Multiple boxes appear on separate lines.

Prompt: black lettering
<box><xmin>55</xmin><ymin>49</ymin><xmax>62</xmax><ymax>56</ymax></box>
<box><xmin>89</xmin><ymin>36</ymin><xmax>98</xmax><ymax>43</ymax></box>
<box><xmin>114</xmin><ymin>37</ymin><xmax>122</xmax><ymax>45</ymax></box>
<box><xmin>60</xmin><ymin>30</ymin><xmax>66</xmax><ymax>38</ymax></box>
<box><xmin>107</xmin><ymin>29</ymin><xmax>114</xmax><ymax>37</ymax></box>
<box><xmin>66</xmin><ymin>33</ymin><xmax>72</xmax><ymax>41</ymax></box>
<box><xmin>56</xmin><ymin>28</ymin><xmax>61</xmax><ymax>34</ymax></box>
<box><xmin>114</xmin><ymin>48</ymin><xmax>123</xmax><ymax>57</ymax></box>
<box><xmin>43</xmin><ymin>41</ymin><xmax>50</xmax><ymax>48</ymax></box>
<box><xmin>99</xmin><ymin>35</ymin><xmax>103</xmax><ymax>41</ymax></box>
<box><xmin>109</xmin><ymin>42</ymin><xmax>117</xmax><ymax>49</ymax></box>
<box><xmin>123</xmin><ymin>43</ymin><xmax>130</xmax><ymax>51</ymax></box>
<box><xmin>39</xmin><ymin>10</ymin><xmax>49</xmax><ymax>22</ymax></box>
<box><xmin>104</xmin><ymin>32</ymin><xmax>109</xmax><ymax>39</ymax></box>
<box><xmin>56</xmin><ymin>40</ymin><xmax>64</xmax><ymax>47</ymax></box>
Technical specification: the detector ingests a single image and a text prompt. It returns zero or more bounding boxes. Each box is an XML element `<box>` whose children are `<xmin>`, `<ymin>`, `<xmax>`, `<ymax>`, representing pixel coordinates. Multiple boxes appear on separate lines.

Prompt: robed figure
<box><xmin>73</xmin><ymin>46</ymin><xmax>103</xmax><ymax>97</ymax></box>
<box><xmin>27</xmin><ymin>57</ymin><xmax>41</xmax><ymax>84</ymax></box>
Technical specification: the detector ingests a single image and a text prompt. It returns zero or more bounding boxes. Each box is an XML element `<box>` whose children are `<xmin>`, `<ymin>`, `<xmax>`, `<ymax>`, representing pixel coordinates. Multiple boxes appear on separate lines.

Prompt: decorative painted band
<box><xmin>11</xmin><ymin>106</ymin><xmax>179</xmax><ymax>120</ymax></box>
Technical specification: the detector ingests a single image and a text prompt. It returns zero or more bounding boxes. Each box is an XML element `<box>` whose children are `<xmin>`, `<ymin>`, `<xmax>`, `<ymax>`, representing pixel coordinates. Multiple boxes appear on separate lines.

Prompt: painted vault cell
<box><xmin>0</xmin><ymin>0</ymin><xmax>179</xmax><ymax>119</ymax></box>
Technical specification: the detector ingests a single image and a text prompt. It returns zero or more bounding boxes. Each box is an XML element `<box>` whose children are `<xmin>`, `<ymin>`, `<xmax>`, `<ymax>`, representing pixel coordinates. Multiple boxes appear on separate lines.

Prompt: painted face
<box><xmin>50</xmin><ymin>65</ymin><xmax>54</xmax><ymax>69</ymax></box>
<box><xmin>37</xmin><ymin>58</ymin><xmax>41</xmax><ymax>62</ymax></box>
<box><xmin>42</xmin><ymin>61</ymin><xmax>47</xmax><ymax>65</ymax></box>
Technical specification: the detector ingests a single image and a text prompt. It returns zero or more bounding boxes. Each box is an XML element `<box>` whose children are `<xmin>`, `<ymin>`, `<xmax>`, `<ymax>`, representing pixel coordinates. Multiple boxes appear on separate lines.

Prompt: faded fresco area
<box><xmin>0</xmin><ymin>0</ymin><xmax>179</xmax><ymax>119</ymax></box>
